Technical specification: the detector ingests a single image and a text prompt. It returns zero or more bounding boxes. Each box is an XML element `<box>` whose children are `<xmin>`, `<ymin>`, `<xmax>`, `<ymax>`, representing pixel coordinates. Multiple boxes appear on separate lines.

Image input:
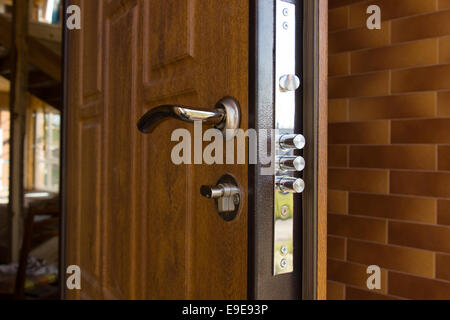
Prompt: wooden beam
<box><xmin>27</xmin><ymin>35</ymin><xmax>61</xmax><ymax>81</ymax></box>
<box><xmin>0</xmin><ymin>14</ymin><xmax>61</xmax><ymax>81</ymax></box>
<box><xmin>316</xmin><ymin>0</ymin><xmax>328</xmax><ymax>300</ymax></box>
<box><xmin>0</xmin><ymin>14</ymin><xmax>12</xmax><ymax>48</ymax></box>
<box><xmin>24</xmin><ymin>96</ymin><xmax>36</xmax><ymax>190</ymax></box>
<box><xmin>8</xmin><ymin>0</ymin><xmax>29</xmax><ymax>263</ymax></box>
<box><xmin>29</xmin><ymin>20</ymin><xmax>62</xmax><ymax>42</ymax></box>
<box><xmin>0</xmin><ymin>90</ymin><xmax>9</xmax><ymax>107</ymax></box>
<box><xmin>302</xmin><ymin>0</ymin><xmax>328</xmax><ymax>300</ymax></box>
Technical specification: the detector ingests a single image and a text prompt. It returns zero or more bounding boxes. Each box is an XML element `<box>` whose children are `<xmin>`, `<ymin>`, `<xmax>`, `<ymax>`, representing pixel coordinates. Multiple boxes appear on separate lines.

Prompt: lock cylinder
<box><xmin>200</xmin><ymin>174</ymin><xmax>241</xmax><ymax>221</ymax></box>
<box><xmin>200</xmin><ymin>183</ymin><xmax>239</xmax><ymax>199</ymax></box>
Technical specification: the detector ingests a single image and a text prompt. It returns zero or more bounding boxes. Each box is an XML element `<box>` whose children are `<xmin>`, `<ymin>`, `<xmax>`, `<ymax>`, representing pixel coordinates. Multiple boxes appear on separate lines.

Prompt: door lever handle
<box><xmin>137</xmin><ymin>97</ymin><xmax>240</xmax><ymax>139</ymax></box>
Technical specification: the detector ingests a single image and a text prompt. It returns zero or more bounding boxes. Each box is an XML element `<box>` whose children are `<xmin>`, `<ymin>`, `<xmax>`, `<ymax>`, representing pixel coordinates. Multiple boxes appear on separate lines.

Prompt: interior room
<box><xmin>0</xmin><ymin>0</ymin><xmax>61</xmax><ymax>299</ymax></box>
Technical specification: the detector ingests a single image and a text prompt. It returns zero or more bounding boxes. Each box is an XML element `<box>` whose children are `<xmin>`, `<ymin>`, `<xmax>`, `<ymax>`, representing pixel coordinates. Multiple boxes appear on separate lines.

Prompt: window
<box><xmin>34</xmin><ymin>108</ymin><xmax>60</xmax><ymax>193</ymax></box>
<box><xmin>0</xmin><ymin>110</ymin><xmax>10</xmax><ymax>204</ymax></box>
<box><xmin>31</xmin><ymin>0</ymin><xmax>62</xmax><ymax>25</ymax></box>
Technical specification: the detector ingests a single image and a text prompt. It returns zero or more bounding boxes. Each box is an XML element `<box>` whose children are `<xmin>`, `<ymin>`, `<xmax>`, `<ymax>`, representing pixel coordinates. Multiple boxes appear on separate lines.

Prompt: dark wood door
<box><xmin>66</xmin><ymin>0</ymin><xmax>248</xmax><ymax>299</ymax></box>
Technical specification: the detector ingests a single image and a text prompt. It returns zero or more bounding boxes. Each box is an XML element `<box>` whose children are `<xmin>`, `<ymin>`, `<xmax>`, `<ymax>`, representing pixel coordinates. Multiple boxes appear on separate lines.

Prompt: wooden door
<box><xmin>66</xmin><ymin>0</ymin><xmax>248</xmax><ymax>299</ymax></box>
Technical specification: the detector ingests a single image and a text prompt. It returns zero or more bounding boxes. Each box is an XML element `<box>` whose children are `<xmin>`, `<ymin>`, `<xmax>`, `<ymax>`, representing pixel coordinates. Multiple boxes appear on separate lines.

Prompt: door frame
<box><xmin>60</xmin><ymin>0</ymin><xmax>69</xmax><ymax>300</ymax></box>
<box><xmin>302</xmin><ymin>0</ymin><xmax>328</xmax><ymax>300</ymax></box>
<box><xmin>248</xmin><ymin>0</ymin><xmax>327</xmax><ymax>300</ymax></box>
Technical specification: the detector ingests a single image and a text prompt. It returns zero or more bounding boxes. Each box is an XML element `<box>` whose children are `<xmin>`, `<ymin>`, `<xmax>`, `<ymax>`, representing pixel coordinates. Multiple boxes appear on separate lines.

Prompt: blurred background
<box><xmin>0</xmin><ymin>0</ymin><xmax>61</xmax><ymax>299</ymax></box>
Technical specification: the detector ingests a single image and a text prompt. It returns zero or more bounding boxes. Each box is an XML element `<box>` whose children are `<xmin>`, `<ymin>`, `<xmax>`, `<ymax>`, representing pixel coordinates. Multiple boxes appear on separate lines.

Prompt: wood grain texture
<box><xmin>66</xmin><ymin>0</ymin><xmax>248</xmax><ymax>300</ymax></box>
<box><xmin>0</xmin><ymin>14</ymin><xmax>11</xmax><ymax>48</ymax></box>
<box><xmin>317</xmin><ymin>0</ymin><xmax>328</xmax><ymax>301</ymax></box>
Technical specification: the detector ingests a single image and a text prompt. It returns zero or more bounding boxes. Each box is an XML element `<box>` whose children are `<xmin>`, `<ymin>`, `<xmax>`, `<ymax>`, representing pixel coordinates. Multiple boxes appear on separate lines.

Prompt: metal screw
<box><xmin>281</xmin><ymin>205</ymin><xmax>289</xmax><ymax>217</ymax></box>
<box><xmin>282</xmin><ymin>22</ymin><xmax>289</xmax><ymax>30</ymax></box>
<box><xmin>280</xmin><ymin>259</ymin><xmax>287</xmax><ymax>269</ymax></box>
<box><xmin>282</xmin><ymin>8</ymin><xmax>289</xmax><ymax>16</ymax></box>
<box><xmin>281</xmin><ymin>246</ymin><xmax>288</xmax><ymax>255</ymax></box>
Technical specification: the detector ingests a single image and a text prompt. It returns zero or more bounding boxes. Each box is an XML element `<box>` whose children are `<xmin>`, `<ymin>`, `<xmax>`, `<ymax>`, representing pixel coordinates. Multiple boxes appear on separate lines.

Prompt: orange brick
<box><xmin>329</xmin><ymin>99</ymin><xmax>348</xmax><ymax>122</ymax></box>
<box><xmin>329</xmin><ymin>121</ymin><xmax>390</xmax><ymax>144</ymax></box>
<box><xmin>329</xmin><ymin>7</ymin><xmax>348</xmax><ymax>32</ymax></box>
<box><xmin>349</xmin><ymin>193</ymin><xmax>436</xmax><ymax>223</ymax></box>
<box><xmin>351</xmin><ymin>39</ymin><xmax>438</xmax><ymax>74</ymax></box>
<box><xmin>347</xmin><ymin>240</ymin><xmax>435</xmax><ymax>277</ymax></box>
<box><xmin>436</xmin><ymin>254</ymin><xmax>450</xmax><ymax>281</ymax></box>
<box><xmin>346</xmin><ymin>287</ymin><xmax>400</xmax><ymax>300</ymax></box>
<box><xmin>328</xmin><ymin>236</ymin><xmax>346</xmax><ymax>260</ymax></box>
<box><xmin>329</xmin><ymin>72</ymin><xmax>390</xmax><ymax>99</ymax></box>
<box><xmin>389</xmin><ymin>272</ymin><xmax>450</xmax><ymax>299</ymax></box>
<box><xmin>440</xmin><ymin>0</ymin><xmax>450</xmax><ymax>9</ymax></box>
<box><xmin>329</xmin><ymin>145</ymin><xmax>347</xmax><ymax>167</ymax></box>
<box><xmin>438</xmin><ymin>200</ymin><xmax>450</xmax><ymax>226</ymax></box>
<box><xmin>440</xmin><ymin>36</ymin><xmax>450</xmax><ymax>64</ymax></box>
<box><xmin>392</xmin><ymin>10</ymin><xmax>450</xmax><ymax>43</ymax></box>
<box><xmin>349</xmin><ymin>0</ymin><xmax>437</xmax><ymax>28</ymax></box>
<box><xmin>329</xmin><ymin>23</ymin><xmax>390</xmax><ymax>54</ymax></box>
<box><xmin>392</xmin><ymin>64</ymin><xmax>450</xmax><ymax>93</ymax></box>
<box><xmin>438</xmin><ymin>91</ymin><xmax>450</xmax><ymax>117</ymax></box>
<box><xmin>328</xmin><ymin>190</ymin><xmax>348</xmax><ymax>214</ymax></box>
<box><xmin>438</xmin><ymin>146</ymin><xmax>450</xmax><ymax>171</ymax></box>
<box><xmin>329</xmin><ymin>53</ymin><xmax>349</xmax><ymax>76</ymax></box>
<box><xmin>392</xmin><ymin>119</ymin><xmax>450</xmax><ymax>144</ymax></box>
<box><xmin>349</xmin><ymin>145</ymin><xmax>436</xmax><ymax>170</ymax></box>
<box><xmin>389</xmin><ymin>221</ymin><xmax>450</xmax><ymax>254</ymax></box>
<box><xmin>329</xmin><ymin>168</ymin><xmax>389</xmax><ymax>193</ymax></box>
<box><xmin>391</xmin><ymin>171</ymin><xmax>450</xmax><ymax>198</ymax></box>
<box><xmin>328</xmin><ymin>259</ymin><xmax>388</xmax><ymax>293</ymax></box>
<box><xmin>329</xmin><ymin>213</ymin><xmax>387</xmax><ymax>243</ymax></box>
<box><xmin>327</xmin><ymin>281</ymin><xmax>345</xmax><ymax>300</ymax></box>
<box><xmin>349</xmin><ymin>93</ymin><xmax>437</xmax><ymax>121</ymax></box>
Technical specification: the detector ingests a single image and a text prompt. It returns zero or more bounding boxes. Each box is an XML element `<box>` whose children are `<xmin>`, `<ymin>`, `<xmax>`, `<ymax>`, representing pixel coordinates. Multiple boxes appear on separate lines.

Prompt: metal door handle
<box><xmin>137</xmin><ymin>97</ymin><xmax>240</xmax><ymax>139</ymax></box>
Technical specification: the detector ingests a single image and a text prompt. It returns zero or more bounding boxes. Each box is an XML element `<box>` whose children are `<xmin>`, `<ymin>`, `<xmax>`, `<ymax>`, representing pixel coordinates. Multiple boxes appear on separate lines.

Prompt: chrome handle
<box><xmin>137</xmin><ymin>97</ymin><xmax>240</xmax><ymax>139</ymax></box>
<box><xmin>137</xmin><ymin>106</ymin><xmax>224</xmax><ymax>133</ymax></box>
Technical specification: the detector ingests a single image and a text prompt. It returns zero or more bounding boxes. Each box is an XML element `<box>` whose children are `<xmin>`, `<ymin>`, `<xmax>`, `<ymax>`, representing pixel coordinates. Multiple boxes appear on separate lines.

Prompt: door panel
<box><xmin>66</xmin><ymin>0</ymin><xmax>248</xmax><ymax>299</ymax></box>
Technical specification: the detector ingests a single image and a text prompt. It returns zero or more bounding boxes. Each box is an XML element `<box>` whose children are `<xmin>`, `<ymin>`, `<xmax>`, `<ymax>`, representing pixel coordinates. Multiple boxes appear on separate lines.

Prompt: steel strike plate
<box><xmin>273</xmin><ymin>0</ymin><xmax>297</xmax><ymax>276</ymax></box>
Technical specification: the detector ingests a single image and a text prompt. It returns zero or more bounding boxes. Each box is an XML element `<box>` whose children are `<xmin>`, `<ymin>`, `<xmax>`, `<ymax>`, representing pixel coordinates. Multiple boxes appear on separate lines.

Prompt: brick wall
<box><xmin>327</xmin><ymin>0</ymin><xmax>450</xmax><ymax>299</ymax></box>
